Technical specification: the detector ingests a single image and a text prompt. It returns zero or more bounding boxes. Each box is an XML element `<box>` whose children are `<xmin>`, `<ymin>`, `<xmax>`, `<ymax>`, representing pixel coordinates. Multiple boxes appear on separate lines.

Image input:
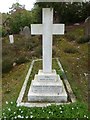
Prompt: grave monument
<box><xmin>85</xmin><ymin>16</ymin><xmax>90</xmax><ymax>37</ymax></box>
<box><xmin>9</xmin><ymin>35</ymin><xmax>14</xmax><ymax>44</ymax></box>
<box><xmin>23</xmin><ymin>26</ymin><xmax>31</xmax><ymax>39</ymax></box>
<box><xmin>28</xmin><ymin>6</ymin><xmax>67</xmax><ymax>102</ymax></box>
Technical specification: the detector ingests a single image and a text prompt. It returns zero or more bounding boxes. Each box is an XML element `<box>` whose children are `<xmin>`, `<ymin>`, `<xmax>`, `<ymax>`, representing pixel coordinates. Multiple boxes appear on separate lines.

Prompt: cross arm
<box><xmin>53</xmin><ymin>24</ymin><xmax>65</xmax><ymax>35</ymax></box>
<box><xmin>31</xmin><ymin>24</ymin><xmax>43</xmax><ymax>35</ymax></box>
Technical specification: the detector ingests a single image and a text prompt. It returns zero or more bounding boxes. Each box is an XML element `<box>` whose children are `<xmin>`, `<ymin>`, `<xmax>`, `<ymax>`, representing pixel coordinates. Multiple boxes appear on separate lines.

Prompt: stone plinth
<box><xmin>28</xmin><ymin>70</ymin><xmax>67</xmax><ymax>102</ymax></box>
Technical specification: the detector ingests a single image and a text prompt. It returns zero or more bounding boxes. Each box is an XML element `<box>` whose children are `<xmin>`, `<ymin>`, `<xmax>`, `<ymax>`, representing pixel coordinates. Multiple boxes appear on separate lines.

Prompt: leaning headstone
<box><xmin>85</xmin><ymin>16</ymin><xmax>90</xmax><ymax>37</ymax></box>
<box><xmin>23</xmin><ymin>26</ymin><xmax>31</xmax><ymax>39</ymax></box>
<box><xmin>19</xmin><ymin>27</ymin><xmax>23</xmax><ymax>35</ymax></box>
<box><xmin>9</xmin><ymin>35</ymin><xmax>14</xmax><ymax>44</ymax></box>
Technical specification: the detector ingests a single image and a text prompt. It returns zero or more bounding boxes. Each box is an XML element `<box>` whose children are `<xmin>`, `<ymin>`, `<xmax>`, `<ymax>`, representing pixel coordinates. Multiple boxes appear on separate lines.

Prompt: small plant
<box><xmin>2</xmin><ymin>58</ymin><xmax>13</xmax><ymax>73</ymax></box>
<box><xmin>77</xmin><ymin>36</ymin><xmax>90</xmax><ymax>44</ymax></box>
<box><xmin>57</xmin><ymin>70</ymin><xmax>64</xmax><ymax>80</ymax></box>
<box><xmin>2</xmin><ymin>101</ymin><xmax>89</xmax><ymax>119</ymax></box>
<box><xmin>64</xmin><ymin>47</ymin><xmax>78</xmax><ymax>54</ymax></box>
<box><xmin>15</xmin><ymin>56</ymin><xmax>29</xmax><ymax>65</ymax></box>
<box><xmin>65</xmin><ymin>34</ymin><xmax>76</xmax><ymax>42</ymax></box>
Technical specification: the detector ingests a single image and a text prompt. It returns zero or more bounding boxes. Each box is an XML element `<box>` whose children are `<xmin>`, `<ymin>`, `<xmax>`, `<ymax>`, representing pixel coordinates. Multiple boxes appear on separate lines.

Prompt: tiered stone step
<box><xmin>28</xmin><ymin>70</ymin><xmax>67</xmax><ymax>102</ymax></box>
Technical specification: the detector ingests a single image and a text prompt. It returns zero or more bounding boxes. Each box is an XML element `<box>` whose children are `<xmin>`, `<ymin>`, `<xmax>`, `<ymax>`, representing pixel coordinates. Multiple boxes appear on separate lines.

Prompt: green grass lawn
<box><xmin>1</xmin><ymin>24</ymin><xmax>89</xmax><ymax>119</ymax></box>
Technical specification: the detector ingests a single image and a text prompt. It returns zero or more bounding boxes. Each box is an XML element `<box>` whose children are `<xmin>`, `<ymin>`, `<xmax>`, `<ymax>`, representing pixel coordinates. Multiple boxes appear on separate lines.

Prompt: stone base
<box><xmin>28</xmin><ymin>70</ymin><xmax>67</xmax><ymax>102</ymax></box>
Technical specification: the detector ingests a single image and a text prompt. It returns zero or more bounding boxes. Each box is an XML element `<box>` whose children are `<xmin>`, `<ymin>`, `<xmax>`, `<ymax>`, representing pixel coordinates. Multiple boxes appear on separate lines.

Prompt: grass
<box><xmin>2</xmin><ymin>24</ymin><xmax>89</xmax><ymax>119</ymax></box>
<box><xmin>1</xmin><ymin>101</ymin><xmax>89</xmax><ymax>119</ymax></box>
<box><xmin>2</xmin><ymin>62</ymin><xmax>31</xmax><ymax>108</ymax></box>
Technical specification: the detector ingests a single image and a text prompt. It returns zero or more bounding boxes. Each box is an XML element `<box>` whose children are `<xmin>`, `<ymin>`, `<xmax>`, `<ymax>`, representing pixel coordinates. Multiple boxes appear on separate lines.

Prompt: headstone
<box><xmin>9</xmin><ymin>35</ymin><xmax>14</xmax><ymax>44</ymax></box>
<box><xmin>85</xmin><ymin>16</ymin><xmax>90</xmax><ymax>37</ymax></box>
<box><xmin>23</xmin><ymin>26</ymin><xmax>31</xmax><ymax>39</ymax></box>
<box><xmin>28</xmin><ymin>8</ymin><xmax>67</xmax><ymax>103</ymax></box>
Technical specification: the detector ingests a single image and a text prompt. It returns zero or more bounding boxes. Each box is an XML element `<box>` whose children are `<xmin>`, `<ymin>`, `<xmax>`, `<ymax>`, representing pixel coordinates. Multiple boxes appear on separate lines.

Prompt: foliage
<box><xmin>77</xmin><ymin>35</ymin><xmax>90</xmax><ymax>44</ymax></box>
<box><xmin>9</xmin><ymin>2</ymin><xmax>25</xmax><ymax>14</ymax></box>
<box><xmin>65</xmin><ymin>34</ymin><xmax>76</xmax><ymax>42</ymax></box>
<box><xmin>2</xmin><ymin>58</ymin><xmax>13</xmax><ymax>73</ymax></box>
<box><xmin>35</xmin><ymin>2</ymin><xmax>90</xmax><ymax>24</ymax></box>
<box><xmin>2</xmin><ymin>35</ymin><xmax>41</xmax><ymax>73</ymax></box>
<box><xmin>2</xmin><ymin>101</ymin><xmax>89</xmax><ymax>119</ymax></box>
<box><xmin>9</xmin><ymin>10</ymin><xmax>32</xmax><ymax>34</ymax></box>
<box><xmin>2</xmin><ymin>1</ymin><xmax>90</xmax><ymax>35</ymax></box>
<box><xmin>14</xmin><ymin>56</ymin><xmax>29</xmax><ymax>65</ymax></box>
<box><xmin>64</xmin><ymin>47</ymin><xmax>78</xmax><ymax>54</ymax></box>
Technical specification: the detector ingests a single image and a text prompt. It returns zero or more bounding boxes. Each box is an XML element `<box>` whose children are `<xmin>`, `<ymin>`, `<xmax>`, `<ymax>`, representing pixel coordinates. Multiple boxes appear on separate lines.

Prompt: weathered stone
<box><xmin>85</xmin><ymin>16</ymin><xmax>90</xmax><ymax>37</ymax></box>
<box><xmin>23</xmin><ymin>26</ymin><xmax>31</xmax><ymax>39</ymax></box>
<box><xmin>28</xmin><ymin>8</ymin><xmax>67</xmax><ymax>103</ymax></box>
<box><xmin>9</xmin><ymin>35</ymin><xmax>14</xmax><ymax>44</ymax></box>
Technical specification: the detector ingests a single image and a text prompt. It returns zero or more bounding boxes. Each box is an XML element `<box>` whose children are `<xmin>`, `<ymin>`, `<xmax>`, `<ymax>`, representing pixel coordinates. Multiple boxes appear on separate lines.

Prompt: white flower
<box><xmin>60</xmin><ymin>111</ymin><xmax>63</xmax><ymax>114</ymax></box>
<box><xmin>72</xmin><ymin>107</ymin><xmax>74</xmax><ymax>110</ymax></box>
<box><xmin>8</xmin><ymin>108</ymin><xmax>11</xmax><ymax>111</ymax></box>
<box><xmin>19</xmin><ymin>108</ymin><xmax>21</xmax><ymax>111</ymax></box>
<box><xmin>14</xmin><ymin>116</ymin><xmax>17</xmax><ymax>119</ymax></box>
<box><xmin>4</xmin><ymin>116</ymin><xmax>6</xmax><ymax>119</ymax></box>
<box><xmin>49</xmin><ymin>111</ymin><xmax>51</xmax><ymax>114</ymax></box>
<box><xmin>21</xmin><ymin>111</ymin><xmax>23</xmax><ymax>113</ymax></box>
<box><xmin>6</xmin><ymin>101</ymin><xmax>8</xmax><ymax>104</ymax></box>
<box><xmin>87</xmin><ymin>116</ymin><xmax>88</xmax><ymax>119</ymax></box>
<box><xmin>84</xmin><ymin>115</ymin><xmax>86</xmax><ymax>118</ymax></box>
<box><xmin>77</xmin><ymin>46</ymin><xmax>80</xmax><ymax>48</ymax></box>
<box><xmin>77</xmin><ymin>58</ymin><xmax>80</xmax><ymax>60</ymax></box>
<box><xmin>26</xmin><ymin>116</ymin><xmax>29</xmax><ymax>119</ymax></box>
<box><xmin>21</xmin><ymin>116</ymin><xmax>24</xmax><ymax>118</ymax></box>
<box><xmin>14</xmin><ymin>112</ymin><xmax>16</xmax><ymax>114</ymax></box>
<box><xmin>59</xmin><ymin>107</ymin><xmax>62</xmax><ymax>110</ymax></box>
<box><xmin>30</xmin><ymin>115</ymin><xmax>33</xmax><ymax>118</ymax></box>
<box><xmin>47</xmin><ymin>103</ymin><xmax>51</xmax><ymax>106</ymax></box>
<box><xmin>30</xmin><ymin>112</ymin><xmax>32</xmax><ymax>114</ymax></box>
<box><xmin>47</xmin><ymin>116</ymin><xmax>49</xmax><ymax>119</ymax></box>
<box><xmin>76</xmin><ymin>107</ymin><xmax>78</xmax><ymax>109</ymax></box>
<box><xmin>84</xmin><ymin>73</ymin><xmax>88</xmax><ymax>77</ymax></box>
<box><xmin>18</xmin><ymin>115</ymin><xmax>21</xmax><ymax>118</ymax></box>
<box><xmin>11</xmin><ymin>101</ymin><xmax>13</xmax><ymax>104</ymax></box>
<box><xmin>3</xmin><ymin>113</ymin><xmax>5</xmax><ymax>115</ymax></box>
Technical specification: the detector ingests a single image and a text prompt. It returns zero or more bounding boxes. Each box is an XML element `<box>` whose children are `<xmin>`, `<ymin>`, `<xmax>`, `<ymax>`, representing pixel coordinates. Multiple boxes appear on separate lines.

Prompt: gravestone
<box><xmin>9</xmin><ymin>35</ymin><xmax>14</xmax><ymax>44</ymax></box>
<box><xmin>85</xmin><ymin>16</ymin><xmax>90</xmax><ymax>37</ymax></box>
<box><xmin>23</xmin><ymin>26</ymin><xmax>31</xmax><ymax>39</ymax></box>
<box><xmin>28</xmin><ymin>8</ymin><xmax>67</xmax><ymax>102</ymax></box>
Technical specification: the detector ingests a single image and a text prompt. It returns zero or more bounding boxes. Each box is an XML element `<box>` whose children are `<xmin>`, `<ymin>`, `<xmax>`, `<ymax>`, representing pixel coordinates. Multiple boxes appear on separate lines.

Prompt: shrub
<box><xmin>2</xmin><ymin>59</ymin><xmax>13</xmax><ymax>73</ymax></box>
<box><xmin>77</xmin><ymin>36</ymin><xmax>90</xmax><ymax>44</ymax></box>
<box><xmin>65</xmin><ymin>34</ymin><xmax>76</xmax><ymax>42</ymax></box>
<box><xmin>33</xmin><ymin>46</ymin><xmax>42</xmax><ymax>58</ymax></box>
<box><xmin>64</xmin><ymin>47</ymin><xmax>78</xmax><ymax>54</ymax></box>
<box><xmin>15</xmin><ymin>56</ymin><xmax>29</xmax><ymax>65</ymax></box>
<box><xmin>57</xmin><ymin>70</ymin><xmax>64</xmax><ymax>80</ymax></box>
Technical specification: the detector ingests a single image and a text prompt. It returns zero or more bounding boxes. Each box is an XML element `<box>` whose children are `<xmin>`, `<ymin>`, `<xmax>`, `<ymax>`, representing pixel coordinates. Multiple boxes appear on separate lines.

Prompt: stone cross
<box><xmin>31</xmin><ymin>8</ymin><xmax>64</xmax><ymax>73</ymax></box>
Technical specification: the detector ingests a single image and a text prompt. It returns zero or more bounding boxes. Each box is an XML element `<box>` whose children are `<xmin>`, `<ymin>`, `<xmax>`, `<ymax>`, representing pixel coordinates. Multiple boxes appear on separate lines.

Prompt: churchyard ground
<box><xmin>2</xmin><ymin>24</ymin><xmax>90</xmax><ymax>119</ymax></box>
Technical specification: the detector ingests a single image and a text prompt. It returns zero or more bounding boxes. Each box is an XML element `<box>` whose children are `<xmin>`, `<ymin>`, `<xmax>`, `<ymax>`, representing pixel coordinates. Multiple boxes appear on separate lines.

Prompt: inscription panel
<box><xmin>37</xmin><ymin>75</ymin><xmax>57</xmax><ymax>81</ymax></box>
